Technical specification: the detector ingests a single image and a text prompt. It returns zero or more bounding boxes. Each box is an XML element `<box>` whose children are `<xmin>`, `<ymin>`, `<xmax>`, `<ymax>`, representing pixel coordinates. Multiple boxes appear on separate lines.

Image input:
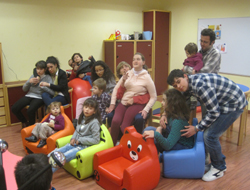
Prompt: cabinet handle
<box><xmin>117</xmin><ymin>45</ymin><xmax>122</xmax><ymax>47</ymax></box>
<box><xmin>117</xmin><ymin>56</ymin><xmax>119</xmax><ymax>59</ymax></box>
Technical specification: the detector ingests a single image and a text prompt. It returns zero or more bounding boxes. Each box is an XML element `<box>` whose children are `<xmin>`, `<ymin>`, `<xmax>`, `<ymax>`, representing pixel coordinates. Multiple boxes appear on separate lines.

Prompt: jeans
<box><xmin>48</xmin><ymin>143</ymin><xmax>87</xmax><ymax>173</ymax></box>
<box><xmin>42</xmin><ymin>92</ymin><xmax>68</xmax><ymax>106</ymax></box>
<box><xmin>143</xmin><ymin>126</ymin><xmax>190</xmax><ymax>153</ymax></box>
<box><xmin>82</xmin><ymin>75</ymin><xmax>92</xmax><ymax>87</ymax></box>
<box><xmin>203</xmin><ymin>109</ymin><xmax>244</xmax><ymax>171</ymax></box>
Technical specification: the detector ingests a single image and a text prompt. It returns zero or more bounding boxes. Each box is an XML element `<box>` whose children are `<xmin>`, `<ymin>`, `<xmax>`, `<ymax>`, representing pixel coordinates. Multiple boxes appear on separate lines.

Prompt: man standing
<box><xmin>167</xmin><ymin>69</ymin><xmax>247</xmax><ymax>182</ymax></box>
<box><xmin>184</xmin><ymin>28</ymin><xmax>221</xmax><ymax>74</ymax></box>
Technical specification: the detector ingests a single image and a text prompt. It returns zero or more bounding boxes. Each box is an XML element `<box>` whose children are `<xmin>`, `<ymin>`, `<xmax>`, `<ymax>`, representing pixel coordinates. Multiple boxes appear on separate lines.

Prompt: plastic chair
<box><xmin>93</xmin><ymin>126</ymin><xmax>160</xmax><ymax>190</ymax></box>
<box><xmin>56</xmin><ymin>124</ymin><xmax>113</xmax><ymax>180</ymax></box>
<box><xmin>63</xmin><ymin>87</ymin><xmax>73</xmax><ymax>120</ymax></box>
<box><xmin>160</xmin><ymin>118</ymin><xmax>205</xmax><ymax>178</ymax></box>
<box><xmin>147</xmin><ymin>101</ymin><xmax>162</xmax><ymax>127</ymax></box>
<box><xmin>21</xmin><ymin>106</ymin><xmax>75</xmax><ymax>155</ymax></box>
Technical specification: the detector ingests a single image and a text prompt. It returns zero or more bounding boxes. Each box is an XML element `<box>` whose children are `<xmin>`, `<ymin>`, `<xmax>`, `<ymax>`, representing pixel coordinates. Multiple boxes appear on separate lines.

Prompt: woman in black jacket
<box><xmin>40</xmin><ymin>56</ymin><xmax>70</xmax><ymax>106</ymax></box>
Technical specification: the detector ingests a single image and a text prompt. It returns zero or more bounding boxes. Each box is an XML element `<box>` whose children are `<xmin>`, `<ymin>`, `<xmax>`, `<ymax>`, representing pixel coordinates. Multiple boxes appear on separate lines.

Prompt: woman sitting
<box><xmin>40</xmin><ymin>56</ymin><xmax>70</xmax><ymax>107</ymax></box>
<box><xmin>108</xmin><ymin>52</ymin><xmax>157</xmax><ymax>145</ymax></box>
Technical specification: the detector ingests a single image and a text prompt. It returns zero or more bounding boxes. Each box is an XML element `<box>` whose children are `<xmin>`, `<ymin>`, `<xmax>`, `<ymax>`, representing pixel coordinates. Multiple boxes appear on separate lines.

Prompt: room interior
<box><xmin>1</xmin><ymin>0</ymin><xmax>250</xmax><ymax>189</ymax></box>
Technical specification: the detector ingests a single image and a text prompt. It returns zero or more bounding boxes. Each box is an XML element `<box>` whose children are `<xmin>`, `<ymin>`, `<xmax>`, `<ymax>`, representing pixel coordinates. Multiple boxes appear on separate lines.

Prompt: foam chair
<box><xmin>56</xmin><ymin>124</ymin><xmax>113</xmax><ymax>180</ymax></box>
<box><xmin>68</xmin><ymin>78</ymin><xmax>92</xmax><ymax>119</ymax></box>
<box><xmin>93</xmin><ymin>126</ymin><xmax>160</xmax><ymax>190</ymax></box>
<box><xmin>21</xmin><ymin>106</ymin><xmax>75</xmax><ymax>155</ymax></box>
<box><xmin>160</xmin><ymin>118</ymin><xmax>205</xmax><ymax>178</ymax></box>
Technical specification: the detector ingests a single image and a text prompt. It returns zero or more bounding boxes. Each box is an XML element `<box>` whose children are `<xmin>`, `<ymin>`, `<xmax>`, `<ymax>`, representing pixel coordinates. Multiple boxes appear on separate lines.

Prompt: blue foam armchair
<box><xmin>160</xmin><ymin>118</ymin><xmax>205</xmax><ymax>178</ymax></box>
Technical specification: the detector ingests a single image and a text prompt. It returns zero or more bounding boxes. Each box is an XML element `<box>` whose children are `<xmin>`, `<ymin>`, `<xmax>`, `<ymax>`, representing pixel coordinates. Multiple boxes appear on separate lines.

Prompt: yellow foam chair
<box><xmin>56</xmin><ymin>124</ymin><xmax>113</xmax><ymax>180</ymax></box>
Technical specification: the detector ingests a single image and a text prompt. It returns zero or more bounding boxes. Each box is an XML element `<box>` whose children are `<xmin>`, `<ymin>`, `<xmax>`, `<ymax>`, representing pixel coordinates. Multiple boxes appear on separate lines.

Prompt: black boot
<box><xmin>22</xmin><ymin>122</ymin><xmax>29</xmax><ymax>129</ymax></box>
<box><xmin>25</xmin><ymin>135</ymin><xmax>38</xmax><ymax>142</ymax></box>
<box><xmin>37</xmin><ymin>139</ymin><xmax>47</xmax><ymax>148</ymax></box>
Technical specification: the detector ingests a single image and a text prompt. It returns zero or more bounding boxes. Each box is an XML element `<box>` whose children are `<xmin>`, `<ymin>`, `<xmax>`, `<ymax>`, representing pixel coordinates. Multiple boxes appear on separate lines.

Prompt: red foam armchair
<box><xmin>93</xmin><ymin>126</ymin><xmax>160</xmax><ymax>190</ymax></box>
<box><xmin>21</xmin><ymin>106</ymin><xmax>75</xmax><ymax>155</ymax></box>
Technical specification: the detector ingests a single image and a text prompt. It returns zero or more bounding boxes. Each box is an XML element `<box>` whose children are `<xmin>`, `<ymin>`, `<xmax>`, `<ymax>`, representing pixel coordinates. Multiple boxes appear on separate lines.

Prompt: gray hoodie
<box><xmin>23</xmin><ymin>74</ymin><xmax>54</xmax><ymax>99</ymax></box>
<box><xmin>71</xmin><ymin>118</ymin><xmax>100</xmax><ymax>146</ymax></box>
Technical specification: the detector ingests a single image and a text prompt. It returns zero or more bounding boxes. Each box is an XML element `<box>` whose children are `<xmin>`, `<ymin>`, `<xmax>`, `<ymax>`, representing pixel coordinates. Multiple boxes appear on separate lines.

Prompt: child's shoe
<box><xmin>202</xmin><ymin>165</ymin><xmax>224</xmax><ymax>182</ymax></box>
<box><xmin>25</xmin><ymin>135</ymin><xmax>38</xmax><ymax>142</ymax></box>
<box><xmin>37</xmin><ymin>139</ymin><xmax>47</xmax><ymax>148</ymax></box>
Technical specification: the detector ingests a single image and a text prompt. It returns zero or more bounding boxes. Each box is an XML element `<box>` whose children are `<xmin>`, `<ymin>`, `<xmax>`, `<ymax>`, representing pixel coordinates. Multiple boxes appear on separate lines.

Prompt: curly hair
<box><xmin>164</xmin><ymin>88</ymin><xmax>190</xmax><ymax>121</ymax></box>
<box><xmin>91</xmin><ymin>61</ymin><xmax>116</xmax><ymax>83</ymax></box>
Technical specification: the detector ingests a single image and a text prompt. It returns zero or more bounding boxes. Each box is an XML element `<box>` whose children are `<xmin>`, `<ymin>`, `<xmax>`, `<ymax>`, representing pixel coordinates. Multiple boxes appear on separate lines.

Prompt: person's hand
<box><xmin>74</xmin><ymin>65</ymin><xmax>79</xmax><ymax>72</ymax></box>
<box><xmin>75</xmin><ymin>140</ymin><xmax>79</xmax><ymax>145</ymax></box>
<box><xmin>142</xmin><ymin>130</ymin><xmax>155</xmax><ymax>139</ymax></box>
<box><xmin>70</xmin><ymin>139</ymin><xmax>76</xmax><ymax>146</ymax></box>
<box><xmin>121</xmin><ymin>73</ymin><xmax>129</xmax><ymax>86</ymax></box>
<box><xmin>180</xmin><ymin>125</ymin><xmax>197</xmax><ymax>137</ymax></box>
<box><xmin>156</xmin><ymin>126</ymin><xmax>163</xmax><ymax>134</ymax></box>
<box><xmin>139</xmin><ymin>110</ymin><xmax>148</xmax><ymax>119</ymax></box>
<box><xmin>105</xmin><ymin>107</ymin><xmax>109</xmax><ymax>113</ymax></box>
<box><xmin>30</xmin><ymin>77</ymin><xmax>40</xmax><ymax>85</ymax></box>
<box><xmin>48</xmin><ymin>122</ymin><xmax>54</xmax><ymax>128</ymax></box>
<box><xmin>107</xmin><ymin>104</ymin><xmax>115</xmax><ymax>113</ymax></box>
<box><xmin>88</xmin><ymin>55</ymin><xmax>93</xmax><ymax>60</ymax></box>
<box><xmin>160</xmin><ymin>115</ymin><xmax>167</xmax><ymax>128</ymax></box>
<box><xmin>78</xmin><ymin>73</ymin><xmax>85</xmax><ymax>79</ymax></box>
<box><xmin>192</xmin><ymin>70</ymin><xmax>196</xmax><ymax>75</ymax></box>
<box><xmin>126</xmin><ymin>98</ymin><xmax>134</xmax><ymax>106</ymax></box>
<box><xmin>39</xmin><ymin>82</ymin><xmax>50</xmax><ymax>87</ymax></box>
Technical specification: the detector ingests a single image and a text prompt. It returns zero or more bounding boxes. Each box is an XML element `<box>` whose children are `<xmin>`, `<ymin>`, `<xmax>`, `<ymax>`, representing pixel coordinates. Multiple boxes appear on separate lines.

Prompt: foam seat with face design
<box><xmin>93</xmin><ymin>126</ymin><xmax>160</xmax><ymax>190</ymax></box>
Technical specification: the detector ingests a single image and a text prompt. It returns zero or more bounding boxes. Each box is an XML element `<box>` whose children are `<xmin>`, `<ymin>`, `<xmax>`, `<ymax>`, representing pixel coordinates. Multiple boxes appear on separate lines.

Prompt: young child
<box><xmin>69</xmin><ymin>53</ymin><xmax>96</xmax><ymax>86</ymax></box>
<box><xmin>91</xmin><ymin>78</ymin><xmax>111</xmax><ymax>123</ymax></box>
<box><xmin>12</xmin><ymin>60</ymin><xmax>54</xmax><ymax>128</ymax></box>
<box><xmin>48</xmin><ymin>98</ymin><xmax>101</xmax><ymax>173</ymax></box>
<box><xmin>91</xmin><ymin>61</ymin><xmax>116</xmax><ymax>94</ymax></box>
<box><xmin>25</xmin><ymin>102</ymin><xmax>65</xmax><ymax>148</ymax></box>
<box><xmin>182</xmin><ymin>42</ymin><xmax>203</xmax><ymax>75</ymax></box>
<box><xmin>143</xmin><ymin>88</ymin><xmax>194</xmax><ymax>152</ymax></box>
<box><xmin>116</xmin><ymin>61</ymin><xmax>131</xmax><ymax>79</ymax></box>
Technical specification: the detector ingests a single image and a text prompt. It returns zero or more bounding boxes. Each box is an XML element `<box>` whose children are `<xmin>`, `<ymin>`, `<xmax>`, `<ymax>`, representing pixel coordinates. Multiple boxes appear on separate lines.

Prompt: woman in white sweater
<box><xmin>108</xmin><ymin>52</ymin><xmax>157</xmax><ymax>145</ymax></box>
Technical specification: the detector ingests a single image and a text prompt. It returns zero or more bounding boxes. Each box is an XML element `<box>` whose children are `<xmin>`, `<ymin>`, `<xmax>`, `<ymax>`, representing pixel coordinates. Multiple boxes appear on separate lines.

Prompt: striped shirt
<box><xmin>188</xmin><ymin>73</ymin><xmax>248</xmax><ymax>131</ymax></box>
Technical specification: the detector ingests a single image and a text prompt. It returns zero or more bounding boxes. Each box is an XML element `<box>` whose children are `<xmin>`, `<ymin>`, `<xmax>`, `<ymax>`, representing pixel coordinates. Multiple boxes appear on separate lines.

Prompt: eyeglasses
<box><xmin>95</xmin><ymin>69</ymin><xmax>104</xmax><ymax>73</ymax></box>
<box><xmin>200</xmin><ymin>39</ymin><xmax>210</xmax><ymax>44</ymax></box>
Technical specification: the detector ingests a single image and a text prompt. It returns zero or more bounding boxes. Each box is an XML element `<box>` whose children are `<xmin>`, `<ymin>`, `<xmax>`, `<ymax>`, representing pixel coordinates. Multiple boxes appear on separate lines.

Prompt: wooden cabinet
<box><xmin>5</xmin><ymin>81</ymin><xmax>27</xmax><ymax>125</ymax></box>
<box><xmin>104</xmin><ymin>10</ymin><xmax>170</xmax><ymax>95</ymax></box>
<box><xmin>0</xmin><ymin>43</ymin><xmax>8</xmax><ymax>127</ymax></box>
<box><xmin>104</xmin><ymin>40</ymin><xmax>153</xmax><ymax>79</ymax></box>
<box><xmin>143</xmin><ymin>10</ymin><xmax>170</xmax><ymax>95</ymax></box>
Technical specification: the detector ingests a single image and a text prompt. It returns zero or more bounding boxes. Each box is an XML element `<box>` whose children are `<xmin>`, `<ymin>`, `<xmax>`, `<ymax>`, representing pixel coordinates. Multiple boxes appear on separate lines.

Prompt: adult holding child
<box><xmin>184</xmin><ymin>28</ymin><xmax>221</xmax><ymax>74</ymax></box>
<box><xmin>40</xmin><ymin>56</ymin><xmax>70</xmax><ymax>106</ymax></box>
<box><xmin>108</xmin><ymin>52</ymin><xmax>157</xmax><ymax>145</ymax></box>
<box><xmin>11</xmin><ymin>60</ymin><xmax>54</xmax><ymax>128</ymax></box>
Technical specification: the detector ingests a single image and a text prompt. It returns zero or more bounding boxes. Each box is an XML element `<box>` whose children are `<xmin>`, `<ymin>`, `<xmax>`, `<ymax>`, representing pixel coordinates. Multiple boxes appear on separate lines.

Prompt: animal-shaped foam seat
<box><xmin>93</xmin><ymin>126</ymin><xmax>160</xmax><ymax>190</ymax></box>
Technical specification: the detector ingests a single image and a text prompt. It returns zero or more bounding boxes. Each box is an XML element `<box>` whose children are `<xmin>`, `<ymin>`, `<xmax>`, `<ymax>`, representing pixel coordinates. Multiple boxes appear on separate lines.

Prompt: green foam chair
<box><xmin>56</xmin><ymin>124</ymin><xmax>113</xmax><ymax>180</ymax></box>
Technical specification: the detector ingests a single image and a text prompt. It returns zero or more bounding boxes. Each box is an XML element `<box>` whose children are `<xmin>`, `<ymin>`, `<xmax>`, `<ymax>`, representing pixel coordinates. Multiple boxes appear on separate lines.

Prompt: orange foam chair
<box><xmin>21</xmin><ymin>106</ymin><xmax>75</xmax><ymax>155</ymax></box>
<box><xmin>93</xmin><ymin>126</ymin><xmax>160</xmax><ymax>190</ymax></box>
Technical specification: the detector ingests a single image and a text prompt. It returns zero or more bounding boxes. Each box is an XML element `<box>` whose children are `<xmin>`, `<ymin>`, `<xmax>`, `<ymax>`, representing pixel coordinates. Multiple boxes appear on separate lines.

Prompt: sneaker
<box><xmin>205</xmin><ymin>163</ymin><xmax>227</xmax><ymax>172</ymax></box>
<box><xmin>202</xmin><ymin>166</ymin><xmax>224</xmax><ymax>182</ymax></box>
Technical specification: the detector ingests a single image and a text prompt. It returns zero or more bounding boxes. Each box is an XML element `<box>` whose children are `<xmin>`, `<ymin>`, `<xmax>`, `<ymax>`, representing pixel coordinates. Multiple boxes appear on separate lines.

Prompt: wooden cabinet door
<box><xmin>136</xmin><ymin>41</ymin><xmax>152</xmax><ymax>69</ymax></box>
<box><xmin>116</xmin><ymin>42</ymin><xmax>134</xmax><ymax>68</ymax></box>
<box><xmin>155</xmin><ymin>11</ymin><xmax>170</xmax><ymax>95</ymax></box>
<box><xmin>104</xmin><ymin>41</ymin><xmax>115</xmax><ymax>73</ymax></box>
<box><xmin>8</xmin><ymin>86</ymin><xmax>27</xmax><ymax>124</ymax></box>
